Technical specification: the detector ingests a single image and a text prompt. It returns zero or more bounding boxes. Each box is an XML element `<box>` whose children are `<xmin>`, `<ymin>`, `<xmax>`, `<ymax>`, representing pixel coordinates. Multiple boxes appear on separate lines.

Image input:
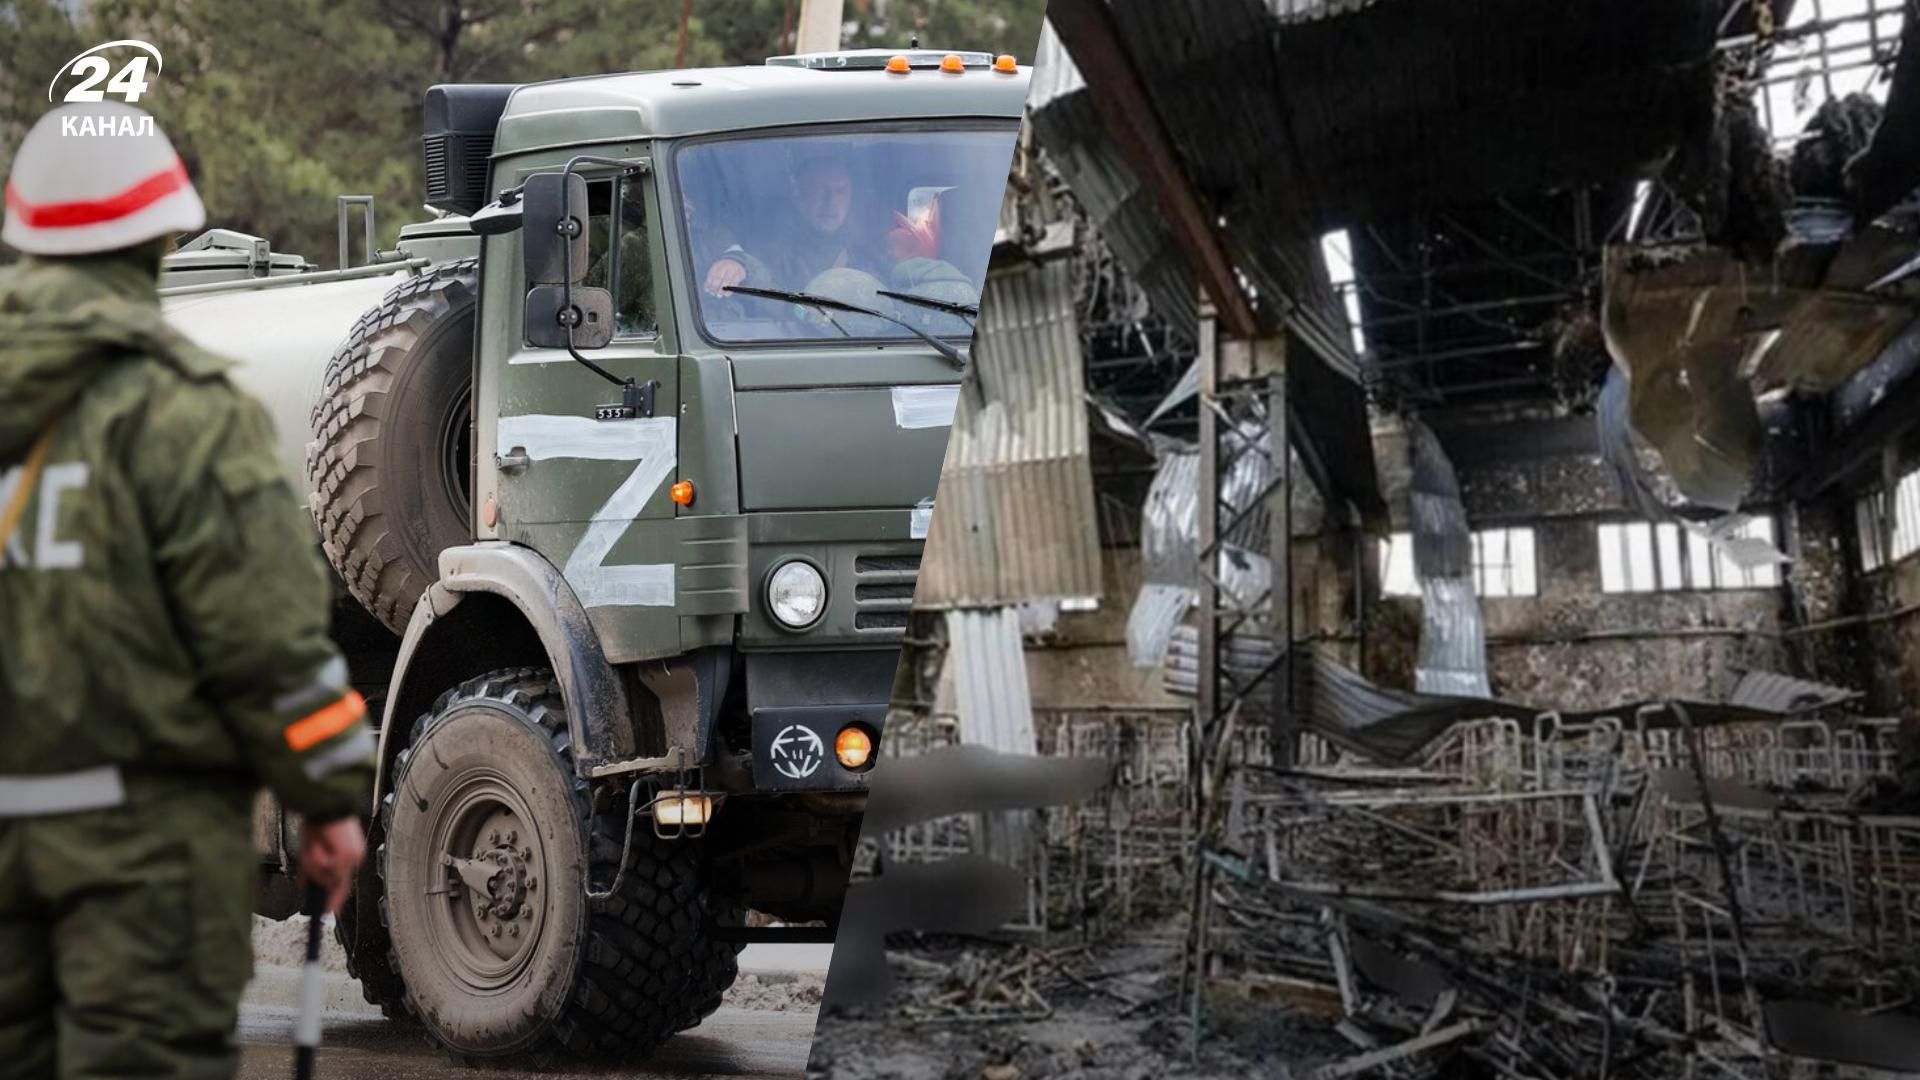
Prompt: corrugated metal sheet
<box><xmin>1408</xmin><ymin>422</ymin><xmax>1491</xmax><ymax>699</ymax></box>
<box><xmin>1030</xmin><ymin>90</ymin><xmax>1200</xmax><ymax>337</ymax></box>
<box><xmin>1727</xmin><ymin>671</ymin><xmax>1861</xmax><ymax>714</ymax></box>
<box><xmin>1029</xmin><ymin>59</ymin><xmax>1384</xmax><ymax>526</ymax></box>
<box><xmin>1264</xmin><ymin>0</ymin><xmax>1382</xmax><ymax>23</ymax></box>
<box><xmin>1126</xmin><ymin>582</ymin><xmax>1194</xmax><ymax>668</ymax></box>
<box><xmin>1029</xmin><ymin>20</ymin><xmax>1086</xmax><ymax>114</ymax></box>
<box><xmin>1123</xmin><ymin>434</ymin><xmax>1301</xmax><ymax>669</ymax></box>
<box><xmin>1163</xmin><ymin>624</ymin><xmax>1281</xmax><ymax>701</ymax></box>
<box><xmin>1137</xmin><ymin>441</ymin><xmax>1275</xmax><ymax>587</ymax></box>
<box><xmin>917</xmin><ymin>260</ymin><xmax>1103</xmax><ymax>607</ymax></box>
<box><xmin>946</xmin><ymin>608</ymin><xmax>1038</xmax><ymax>754</ymax></box>
<box><xmin>1139</xmin><ymin>451</ymin><xmax>1201</xmax><ymax>587</ymax></box>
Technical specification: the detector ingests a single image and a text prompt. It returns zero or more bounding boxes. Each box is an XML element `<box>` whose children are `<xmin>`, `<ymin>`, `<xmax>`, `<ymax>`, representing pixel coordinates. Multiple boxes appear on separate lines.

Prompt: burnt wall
<box><xmin>1795</xmin><ymin>489</ymin><xmax>1920</xmax><ymax>797</ymax></box>
<box><xmin>1430</xmin><ymin>422</ymin><xmax>1792</xmax><ymax>709</ymax></box>
<box><xmin>1023</xmin><ymin>546</ymin><xmax>1184</xmax><ymax>712</ymax></box>
<box><xmin>1789</xmin><ymin>498</ymin><xmax>1877</xmax><ymax>695</ymax></box>
<box><xmin>1860</xmin><ymin>559</ymin><xmax>1920</xmax><ymax>713</ymax></box>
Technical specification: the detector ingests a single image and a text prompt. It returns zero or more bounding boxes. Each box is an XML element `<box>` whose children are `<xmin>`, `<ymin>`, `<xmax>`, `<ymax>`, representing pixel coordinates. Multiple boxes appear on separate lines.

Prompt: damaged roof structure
<box><xmin>810</xmin><ymin>2</ymin><xmax>1920</xmax><ymax>1078</ymax></box>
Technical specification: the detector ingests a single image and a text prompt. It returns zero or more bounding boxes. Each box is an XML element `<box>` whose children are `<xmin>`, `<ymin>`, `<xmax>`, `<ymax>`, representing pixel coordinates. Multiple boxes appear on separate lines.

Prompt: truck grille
<box><xmin>853</xmin><ymin>553</ymin><xmax>919</xmax><ymax>632</ymax></box>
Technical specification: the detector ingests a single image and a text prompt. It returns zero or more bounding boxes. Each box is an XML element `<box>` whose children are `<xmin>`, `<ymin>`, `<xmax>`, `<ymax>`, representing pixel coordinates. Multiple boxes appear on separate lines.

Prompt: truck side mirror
<box><xmin>522</xmin><ymin>171</ymin><xmax>589</xmax><ymax>285</ymax></box>
<box><xmin>521</xmin><ymin>170</ymin><xmax>612</xmax><ymax>350</ymax></box>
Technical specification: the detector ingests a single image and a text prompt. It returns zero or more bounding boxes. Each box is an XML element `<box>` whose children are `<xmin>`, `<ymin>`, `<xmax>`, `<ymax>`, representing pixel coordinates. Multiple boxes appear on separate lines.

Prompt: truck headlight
<box><xmin>767</xmin><ymin>560</ymin><xmax>827</xmax><ymax>628</ymax></box>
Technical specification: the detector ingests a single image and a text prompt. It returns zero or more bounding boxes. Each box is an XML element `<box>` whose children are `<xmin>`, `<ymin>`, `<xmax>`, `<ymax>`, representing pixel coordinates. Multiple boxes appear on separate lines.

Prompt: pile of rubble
<box><xmin>1191</xmin><ymin>711</ymin><xmax>1920</xmax><ymax>1078</ymax></box>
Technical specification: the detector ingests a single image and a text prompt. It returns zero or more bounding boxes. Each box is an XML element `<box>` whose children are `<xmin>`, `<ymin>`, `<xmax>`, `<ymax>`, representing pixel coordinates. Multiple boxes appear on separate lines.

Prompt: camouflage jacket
<box><xmin>0</xmin><ymin>250</ymin><xmax>371</xmax><ymax>822</ymax></box>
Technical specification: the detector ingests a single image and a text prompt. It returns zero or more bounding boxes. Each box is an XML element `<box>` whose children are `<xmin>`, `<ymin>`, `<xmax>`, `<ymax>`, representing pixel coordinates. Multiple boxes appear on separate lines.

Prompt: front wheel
<box><xmin>379</xmin><ymin>668</ymin><xmax>739</xmax><ymax>1062</ymax></box>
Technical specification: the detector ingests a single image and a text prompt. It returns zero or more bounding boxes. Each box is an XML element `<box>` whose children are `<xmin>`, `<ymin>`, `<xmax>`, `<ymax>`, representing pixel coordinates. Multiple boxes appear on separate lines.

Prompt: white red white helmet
<box><xmin>3</xmin><ymin>102</ymin><xmax>205</xmax><ymax>257</ymax></box>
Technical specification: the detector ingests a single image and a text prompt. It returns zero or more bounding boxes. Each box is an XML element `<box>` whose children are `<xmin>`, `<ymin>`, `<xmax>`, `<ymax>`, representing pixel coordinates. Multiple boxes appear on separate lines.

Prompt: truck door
<box><xmin>489</xmin><ymin>167</ymin><xmax>684</xmax><ymax>659</ymax></box>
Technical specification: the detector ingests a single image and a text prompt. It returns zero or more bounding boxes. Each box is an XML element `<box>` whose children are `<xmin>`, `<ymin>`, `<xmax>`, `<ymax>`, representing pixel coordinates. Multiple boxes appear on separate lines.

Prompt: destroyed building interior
<box><xmin>809</xmin><ymin>1</ymin><xmax>1920</xmax><ymax>1077</ymax></box>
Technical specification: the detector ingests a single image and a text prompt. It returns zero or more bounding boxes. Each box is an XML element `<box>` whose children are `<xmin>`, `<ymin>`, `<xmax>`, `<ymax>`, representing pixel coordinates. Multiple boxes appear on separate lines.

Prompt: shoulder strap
<box><xmin>0</xmin><ymin>425</ymin><xmax>59</xmax><ymax>556</ymax></box>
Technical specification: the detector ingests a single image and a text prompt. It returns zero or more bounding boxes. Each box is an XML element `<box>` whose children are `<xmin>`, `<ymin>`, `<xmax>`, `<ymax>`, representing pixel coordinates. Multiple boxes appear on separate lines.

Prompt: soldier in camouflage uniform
<box><xmin>584</xmin><ymin>177</ymin><xmax>658</xmax><ymax>336</ymax></box>
<box><xmin>0</xmin><ymin>104</ymin><xmax>372</xmax><ymax>1079</ymax></box>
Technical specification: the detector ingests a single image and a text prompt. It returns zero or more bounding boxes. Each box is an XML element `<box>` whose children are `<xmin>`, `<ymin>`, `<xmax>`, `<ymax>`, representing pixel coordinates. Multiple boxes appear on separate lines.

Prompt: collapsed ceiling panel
<box><xmin>1603</xmin><ymin>227</ymin><xmax>1920</xmax><ymax>508</ymax></box>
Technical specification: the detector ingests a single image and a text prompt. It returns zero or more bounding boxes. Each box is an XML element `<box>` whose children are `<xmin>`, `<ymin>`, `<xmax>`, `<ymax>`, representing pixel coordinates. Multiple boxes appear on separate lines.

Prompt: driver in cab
<box><xmin>700</xmin><ymin>156</ymin><xmax>879</xmax><ymax>297</ymax></box>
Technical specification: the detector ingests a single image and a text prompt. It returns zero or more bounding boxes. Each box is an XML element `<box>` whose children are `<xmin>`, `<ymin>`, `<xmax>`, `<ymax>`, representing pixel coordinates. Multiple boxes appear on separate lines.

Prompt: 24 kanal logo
<box><xmin>47</xmin><ymin>40</ymin><xmax>163</xmax><ymax>105</ymax></box>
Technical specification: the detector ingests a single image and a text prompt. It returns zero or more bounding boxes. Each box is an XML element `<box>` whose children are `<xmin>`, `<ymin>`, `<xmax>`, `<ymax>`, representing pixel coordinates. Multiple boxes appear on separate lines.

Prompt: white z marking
<box><xmin>496</xmin><ymin>415</ymin><xmax>677</xmax><ymax>608</ymax></box>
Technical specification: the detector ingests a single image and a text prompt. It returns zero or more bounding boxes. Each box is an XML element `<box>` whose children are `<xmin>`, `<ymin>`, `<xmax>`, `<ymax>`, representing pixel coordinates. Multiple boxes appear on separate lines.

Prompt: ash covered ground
<box><xmin>804</xmin><ymin>930</ymin><xmax>1354</xmax><ymax>1080</ymax></box>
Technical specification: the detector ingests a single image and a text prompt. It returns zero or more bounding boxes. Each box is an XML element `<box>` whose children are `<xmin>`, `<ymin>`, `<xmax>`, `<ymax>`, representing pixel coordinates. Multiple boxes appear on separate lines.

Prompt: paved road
<box><xmin>235</xmin><ymin>945</ymin><xmax>830</xmax><ymax>1079</ymax></box>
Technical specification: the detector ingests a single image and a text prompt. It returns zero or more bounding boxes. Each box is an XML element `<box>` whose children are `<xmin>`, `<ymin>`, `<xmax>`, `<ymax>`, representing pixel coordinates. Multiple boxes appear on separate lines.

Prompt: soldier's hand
<box><xmin>704</xmin><ymin>258</ymin><xmax>747</xmax><ymax>296</ymax></box>
<box><xmin>300</xmin><ymin>816</ymin><xmax>367</xmax><ymax>915</ymax></box>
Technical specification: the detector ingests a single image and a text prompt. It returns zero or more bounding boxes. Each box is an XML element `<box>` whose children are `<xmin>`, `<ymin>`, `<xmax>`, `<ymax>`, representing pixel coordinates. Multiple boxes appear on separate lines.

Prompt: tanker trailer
<box><xmin>148</xmin><ymin>49</ymin><xmax>1029</xmax><ymax>1064</ymax></box>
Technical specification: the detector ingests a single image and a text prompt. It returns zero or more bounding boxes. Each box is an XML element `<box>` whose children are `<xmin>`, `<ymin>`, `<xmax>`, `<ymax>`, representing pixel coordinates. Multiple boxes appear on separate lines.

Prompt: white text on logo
<box><xmin>60</xmin><ymin>114</ymin><xmax>154</xmax><ymax>137</ymax></box>
<box><xmin>48</xmin><ymin>40</ymin><xmax>164</xmax><ymax>104</ymax></box>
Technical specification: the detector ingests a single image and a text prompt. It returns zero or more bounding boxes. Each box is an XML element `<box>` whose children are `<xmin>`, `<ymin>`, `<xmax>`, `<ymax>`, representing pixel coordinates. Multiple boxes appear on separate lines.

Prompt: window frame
<box><xmin>1858</xmin><ymin>467</ymin><xmax>1920</xmax><ymax>574</ymax></box>
<box><xmin>1377</xmin><ymin>526</ymin><xmax>1539</xmax><ymax>599</ymax></box>
<box><xmin>1469</xmin><ymin>526</ymin><xmax>1539</xmax><ymax>598</ymax></box>
<box><xmin>1596</xmin><ymin>517</ymin><xmax>1781</xmax><ymax>594</ymax></box>
<box><xmin>578</xmin><ymin>173</ymin><xmax>665</xmax><ymax>343</ymax></box>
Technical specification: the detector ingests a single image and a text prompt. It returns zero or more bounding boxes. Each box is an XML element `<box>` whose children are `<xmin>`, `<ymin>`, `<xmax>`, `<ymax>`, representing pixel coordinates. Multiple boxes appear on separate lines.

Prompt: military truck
<box><xmin>158</xmin><ymin>50</ymin><xmax>1025</xmax><ymax>1060</ymax></box>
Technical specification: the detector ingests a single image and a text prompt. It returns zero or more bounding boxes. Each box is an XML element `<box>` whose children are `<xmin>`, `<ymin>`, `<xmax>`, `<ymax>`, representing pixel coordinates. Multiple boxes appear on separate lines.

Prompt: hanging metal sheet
<box><xmin>1265</xmin><ymin>0</ymin><xmax>1381</xmax><ymax>22</ymax></box>
<box><xmin>916</xmin><ymin>259</ymin><xmax>1102</xmax><ymax>608</ymax></box>
<box><xmin>1029</xmin><ymin>50</ymin><xmax>1383</xmax><ymax>525</ymax></box>
<box><xmin>1029</xmin><ymin>20</ymin><xmax>1086</xmax><ymax>114</ymax></box>
<box><xmin>1408</xmin><ymin>421</ymin><xmax>1490</xmax><ymax>699</ymax></box>
<box><xmin>945</xmin><ymin>608</ymin><xmax>1038</xmax><ymax>755</ymax></box>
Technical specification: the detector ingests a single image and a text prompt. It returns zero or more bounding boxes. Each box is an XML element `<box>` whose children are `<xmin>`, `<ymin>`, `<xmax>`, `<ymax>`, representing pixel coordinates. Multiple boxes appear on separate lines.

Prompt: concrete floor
<box><xmin>234</xmin><ymin>945</ymin><xmax>830</xmax><ymax>1079</ymax></box>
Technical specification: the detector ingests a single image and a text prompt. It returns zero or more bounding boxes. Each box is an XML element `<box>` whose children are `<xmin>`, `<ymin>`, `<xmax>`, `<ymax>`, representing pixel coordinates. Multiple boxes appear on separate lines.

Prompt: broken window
<box><xmin>1379</xmin><ymin>528</ymin><xmax>1537</xmax><ymax>598</ymax></box>
<box><xmin>1755</xmin><ymin>0</ymin><xmax>1910</xmax><ymax>143</ymax></box>
<box><xmin>1598</xmin><ymin>519</ymin><xmax>1781</xmax><ymax>593</ymax></box>
<box><xmin>1471</xmin><ymin>527</ymin><xmax>1538</xmax><ymax>598</ymax></box>
<box><xmin>1857</xmin><ymin>466</ymin><xmax>1920</xmax><ymax>572</ymax></box>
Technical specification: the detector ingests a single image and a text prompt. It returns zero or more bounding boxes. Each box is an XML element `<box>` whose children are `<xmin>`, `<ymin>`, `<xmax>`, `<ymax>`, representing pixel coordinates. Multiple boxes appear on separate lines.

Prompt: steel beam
<box><xmin>1269</xmin><ymin>338</ymin><xmax>1295</xmax><ymax>767</ymax></box>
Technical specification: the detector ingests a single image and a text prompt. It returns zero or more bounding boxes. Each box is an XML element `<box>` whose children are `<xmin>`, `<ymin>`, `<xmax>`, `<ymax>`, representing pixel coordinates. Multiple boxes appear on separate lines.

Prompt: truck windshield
<box><xmin>675</xmin><ymin>125</ymin><xmax>1016</xmax><ymax>345</ymax></box>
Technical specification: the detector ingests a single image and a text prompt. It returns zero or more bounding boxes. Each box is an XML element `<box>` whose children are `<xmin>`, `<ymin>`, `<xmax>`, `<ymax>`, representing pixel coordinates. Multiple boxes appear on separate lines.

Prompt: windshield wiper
<box><xmin>876</xmin><ymin>289</ymin><xmax>979</xmax><ymax>320</ymax></box>
<box><xmin>725</xmin><ymin>285</ymin><xmax>966</xmax><ymax>369</ymax></box>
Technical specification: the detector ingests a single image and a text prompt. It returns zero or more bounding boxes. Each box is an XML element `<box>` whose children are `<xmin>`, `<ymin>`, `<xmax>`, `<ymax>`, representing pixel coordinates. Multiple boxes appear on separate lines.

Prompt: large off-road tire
<box><xmin>378</xmin><ymin>669</ymin><xmax>740</xmax><ymax>1063</ymax></box>
<box><xmin>307</xmin><ymin>259</ymin><xmax>477</xmax><ymax>635</ymax></box>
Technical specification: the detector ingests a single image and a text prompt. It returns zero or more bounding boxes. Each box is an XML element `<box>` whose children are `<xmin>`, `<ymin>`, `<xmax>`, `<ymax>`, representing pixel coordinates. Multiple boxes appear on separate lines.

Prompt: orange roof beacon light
<box><xmin>885</xmin><ymin>55</ymin><xmax>911</xmax><ymax>75</ymax></box>
<box><xmin>670</xmin><ymin>480</ymin><xmax>695</xmax><ymax>506</ymax></box>
<box><xmin>993</xmin><ymin>54</ymin><xmax>1019</xmax><ymax>74</ymax></box>
<box><xmin>940</xmin><ymin>53</ymin><xmax>966</xmax><ymax>73</ymax></box>
<box><xmin>835</xmin><ymin>725</ymin><xmax>875</xmax><ymax>770</ymax></box>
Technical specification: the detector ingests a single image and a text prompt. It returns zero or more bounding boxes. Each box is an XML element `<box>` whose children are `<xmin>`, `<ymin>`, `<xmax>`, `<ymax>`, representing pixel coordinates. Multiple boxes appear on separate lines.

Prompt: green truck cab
<box><xmin>160</xmin><ymin>50</ymin><xmax>1024</xmax><ymax>1061</ymax></box>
